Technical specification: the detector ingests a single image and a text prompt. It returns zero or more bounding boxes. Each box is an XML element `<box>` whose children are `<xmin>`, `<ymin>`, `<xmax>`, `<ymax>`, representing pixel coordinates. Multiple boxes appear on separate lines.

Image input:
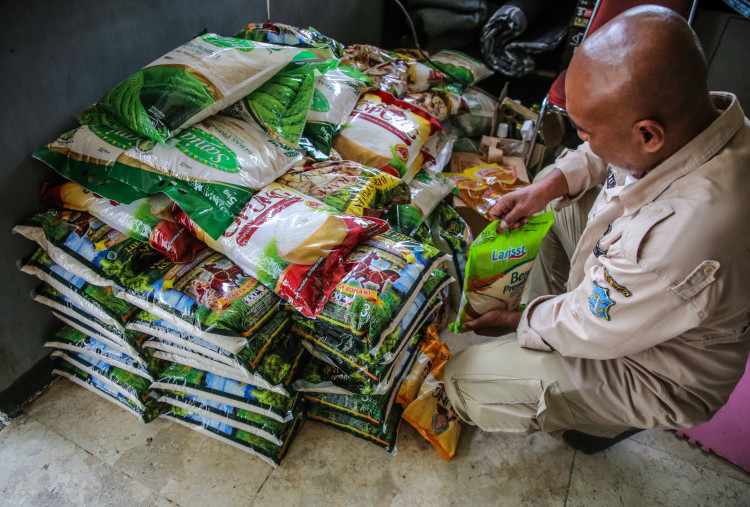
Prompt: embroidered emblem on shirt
<box><xmin>603</xmin><ymin>268</ymin><xmax>632</xmax><ymax>297</ymax></box>
<box><xmin>589</xmin><ymin>282</ymin><xmax>615</xmax><ymax>320</ymax></box>
<box><xmin>593</xmin><ymin>224</ymin><xmax>613</xmax><ymax>258</ymax></box>
<box><xmin>606</xmin><ymin>170</ymin><xmax>616</xmax><ymax>189</ymax></box>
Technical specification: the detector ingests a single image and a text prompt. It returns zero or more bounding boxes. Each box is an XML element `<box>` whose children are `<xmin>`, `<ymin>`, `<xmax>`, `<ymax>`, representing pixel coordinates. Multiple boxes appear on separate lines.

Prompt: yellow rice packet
<box><xmin>396</xmin><ymin>325</ymin><xmax>441</xmax><ymax>408</ymax></box>
<box><xmin>402</xmin><ymin>344</ymin><xmax>462</xmax><ymax>461</ymax></box>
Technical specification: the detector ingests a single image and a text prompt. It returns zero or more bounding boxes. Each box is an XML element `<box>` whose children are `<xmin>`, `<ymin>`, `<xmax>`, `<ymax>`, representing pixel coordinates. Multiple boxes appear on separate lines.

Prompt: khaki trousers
<box><xmin>443</xmin><ymin>173</ymin><xmax>620</xmax><ymax>436</ymax></box>
<box><xmin>443</xmin><ymin>336</ymin><xmax>590</xmax><ymax>437</ymax></box>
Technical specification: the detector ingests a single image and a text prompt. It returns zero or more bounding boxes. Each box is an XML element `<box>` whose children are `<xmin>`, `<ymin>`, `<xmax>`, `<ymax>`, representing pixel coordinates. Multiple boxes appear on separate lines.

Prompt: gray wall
<box><xmin>0</xmin><ymin>1</ymin><xmax>384</xmax><ymax>394</ymax></box>
<box><xmin>693</xmin><ymin>7</ymin><xmax>750</xmax><ymax>110</ymax></box>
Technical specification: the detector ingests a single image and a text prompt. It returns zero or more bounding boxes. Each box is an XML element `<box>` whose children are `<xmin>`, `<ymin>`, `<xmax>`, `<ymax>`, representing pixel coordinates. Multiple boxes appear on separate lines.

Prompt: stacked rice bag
<box><xmin>154</xmin><ymin>364</ymin><xmax>304</xmax><ymax>466</ymax></box>
<box><xmin>21</xmin><ymin>20</ymin><xmax>496</xmax><ymax>463</ymax></box>
<box><xmin>17</xmin><ymin>246</ymin><xmax>164</xmax><ymax>423</ymax></box>
<box><xmin>303</xmin><ymin>325</ymin><xmax>440</xmax><ymax>452</ymax></box>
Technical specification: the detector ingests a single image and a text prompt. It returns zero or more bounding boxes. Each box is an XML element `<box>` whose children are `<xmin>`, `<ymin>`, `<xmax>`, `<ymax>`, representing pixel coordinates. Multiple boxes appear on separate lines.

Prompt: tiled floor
<box><xmin>2</xmin><ymin>331</ymin><xmax>750</xmax><ymax>506</ymax></box>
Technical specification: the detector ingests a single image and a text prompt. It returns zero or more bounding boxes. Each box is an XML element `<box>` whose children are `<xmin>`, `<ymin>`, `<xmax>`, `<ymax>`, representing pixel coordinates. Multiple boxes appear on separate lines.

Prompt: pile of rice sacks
<box><xmin>17</xmin><ymin>22</ymin><xmax>492</xmax><ymax>465</ymax></box>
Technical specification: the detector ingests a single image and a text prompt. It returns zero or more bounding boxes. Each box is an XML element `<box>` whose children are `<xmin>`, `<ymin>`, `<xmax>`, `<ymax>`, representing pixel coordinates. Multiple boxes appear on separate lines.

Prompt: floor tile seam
<box><xmin>22</xmin><ymin>410</ymin><xmax>181</xmax><ymax>504</ymax></box>
<box><xmin>624</xmin><ymin>437</ymin><xmax>750</xmax><ymax>486</ymax></box>
<box><xmin>563</xmin><ymin>449</ymin><xmax>576</xmax><ymax>507</ymax></box>
<box><xmin>251</xmin><ymin>469</ymin><xmax>274</xmax><ymax>503</ymax></box>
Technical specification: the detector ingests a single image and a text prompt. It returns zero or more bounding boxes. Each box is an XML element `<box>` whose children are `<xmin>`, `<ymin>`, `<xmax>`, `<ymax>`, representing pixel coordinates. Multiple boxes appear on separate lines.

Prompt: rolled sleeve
<box><xmin>517</xmin><ymin>296</ymin><xmax>555</xmax><ymax>351</ymax></box>
<box><xmin>553</xmin><ymin>142</ymin><xmax>608</xmax><ymax>207</ymax></box>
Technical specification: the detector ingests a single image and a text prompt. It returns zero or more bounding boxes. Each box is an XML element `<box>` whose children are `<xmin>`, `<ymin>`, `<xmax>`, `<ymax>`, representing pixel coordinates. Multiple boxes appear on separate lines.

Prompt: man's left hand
<box><xmin>462</xmin><ymin>309</ymin><xmax>522</xmax><ymax>336</ymax></box>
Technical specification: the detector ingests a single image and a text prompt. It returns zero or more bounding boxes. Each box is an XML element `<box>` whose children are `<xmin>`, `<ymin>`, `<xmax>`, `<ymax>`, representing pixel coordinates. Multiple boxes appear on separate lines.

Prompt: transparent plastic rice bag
<box><xmin>78</xmin><ymin>34</ymin><xmax>312</xmax><ymax>143</ymax></box>
<box><xmin>33</xmin><ymin>125</ymin><xmax>254</xmax><ymax>241</ymax></box>
<box><xmin>278</xmin><ymin>159</ymin><xmax>410</xmax><ymax>218</ymax></box>
<box><xmin>333</xmin><ymin>91</ymin><xmax>441</xmax><ymax>180</ymax></box>
<box><xmin>451</xmin><ymin>212</ymin><xmax>554</xmax><ymax>331</ymax></box>
<box><xmin>41</xmin><ymin>181</ymin><xmax>204</xmax><ymax>264</ymax></box>
<box><xmin>172</xmin><ymin>182</ymin><xmax>389</xmax><ymax>318</ymax></box>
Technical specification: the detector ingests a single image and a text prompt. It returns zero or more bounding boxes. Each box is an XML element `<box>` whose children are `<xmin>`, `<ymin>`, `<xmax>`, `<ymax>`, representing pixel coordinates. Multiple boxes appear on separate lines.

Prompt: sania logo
<box><xmin>176</xmin><ymin>128</ymin><xmax>240</xmax><ymax>173</ymax></box>
<box><xmin>89</xmin><ymin>126</ymin><xmax>141</xmax><ymax>150</ymax></box>
<box><xmin>201</xmin><ymin>34</ymin><xmax>255</xmax><ymax>52</ymax></box>
<box><xmin>492</xmin><ymin>244</ymin><xmax>527</xmax><ymax>261</ymax></box>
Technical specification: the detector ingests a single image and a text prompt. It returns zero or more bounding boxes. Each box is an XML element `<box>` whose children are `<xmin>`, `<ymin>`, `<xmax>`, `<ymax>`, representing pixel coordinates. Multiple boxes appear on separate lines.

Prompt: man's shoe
<box><xmin>562</xmin><ymin>428</ymin><xmax>644</xmax><ymax>454</ymax></box>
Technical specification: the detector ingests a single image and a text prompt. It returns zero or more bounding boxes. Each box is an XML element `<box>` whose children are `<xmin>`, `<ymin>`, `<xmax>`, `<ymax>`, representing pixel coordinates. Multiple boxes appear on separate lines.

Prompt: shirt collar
<box><xmin>619</xmin><ymin>92</ymin><xmax>746</xmax><ymax>214</ymax></box>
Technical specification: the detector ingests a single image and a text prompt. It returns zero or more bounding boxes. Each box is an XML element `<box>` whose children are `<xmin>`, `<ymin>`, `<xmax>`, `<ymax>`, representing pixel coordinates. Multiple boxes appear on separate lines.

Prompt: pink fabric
<box><xmin>676</xmin><ymin>356</ymin><xmax>750</xmax><ymax>472</ymax></box>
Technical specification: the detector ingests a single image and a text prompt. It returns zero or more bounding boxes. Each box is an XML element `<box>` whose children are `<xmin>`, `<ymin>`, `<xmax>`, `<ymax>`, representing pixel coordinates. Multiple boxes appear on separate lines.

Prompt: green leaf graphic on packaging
<box><xmin>310</xmin><ymin>89</ymin><xmax>331</xmax><ymax>112</ymax></box>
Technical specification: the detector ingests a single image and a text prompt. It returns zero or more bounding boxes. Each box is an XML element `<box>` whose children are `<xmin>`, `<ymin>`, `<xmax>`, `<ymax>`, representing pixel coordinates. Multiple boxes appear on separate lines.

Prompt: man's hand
<box><xmin>490</xmin><ymin>167</ymin><xmax>569</xmax><ymax>231</ymax></box>
<box><xmin>462</xmin><ymin>309</ymin><xmax>523</xmax><ymax>336</ymax></box>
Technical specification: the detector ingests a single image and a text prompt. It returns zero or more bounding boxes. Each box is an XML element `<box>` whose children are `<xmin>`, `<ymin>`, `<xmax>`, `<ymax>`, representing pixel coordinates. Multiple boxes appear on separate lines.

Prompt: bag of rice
<box><xmin>46</xmin><ymin>325</ymin><xmax>155</xmax><ymax>381</ymax></box>
<box><xmin>426</xmin><ymin>202</ymin><xmax>472</xmax><ymax>309</ymax></box>
<box><xmin>159</xmin><ymin>391</ymin><xmax>296</xmax><ymax>446</ymax></box>
<box><xmin>340</xmin><ymin>44</ymin><xmax>400</xmax><ymax>72</ymax></box>
<box><xmin>33</xmin><ymin>125</ymin><xmax>253</xmax><ymax>241</ymax></box>
<box><xmin>402</xmin><ymin>344</ymin><xmax>461</xmax><ymax>461</ymax></box>
<box><xmin>14</xmin><ymin>209</ymin><xmax>172</xmax><ymax>289</ymax></box>
<box><xmin>172</xmin><ymin>182</ymin><xmax>389</xmax><ymax>318</ymax></box>
<box><xmin>385</xmin><ymin>170</ymin><xmax>456</xmax><ymax>237</ymax></box>
<box><xmin>140</xmin><ymin>311</ymin><xmax>302</xmax><ymax>394</ymax></box>
<box><xmin>332</xmin><ymin>91</ymin><xmax>441</xmax><ymax>180</ymax></box>
<box><xmin>129</xmin><ymin>311</ymin><xmax>236</xmax><ymax>367</ymax></box>
<box><xmin>78</xmin><ymin>34</ymin><xmax>312</xmax><ymax>143</ymax></box>
<box><xmin>302</xmin><ymin>323</ymin><xmax>428</xmax><ymax>428</ymax></box>
<box><xmin>112</xmin><ymin>115</ymin><xmax>305</xmax><ymax>235</ymax></box>
<box><xmin>52</xmin><ymin>349</ymin><xmax>163</xmax><ymax>422</ymax></box>
<box><xmin>297</xmin><ymin>65</ymin><xmax>374</xmax><ymax>160</ymax></box>
<box><xmin>294</xmin><ymin>269</ymin><xmax>450</xmax><ymax>390</ymax></box>
<box><xmin>396</xmin><ymin>325</ymin><xmax>441</xmax><ymax>408</ymax></box>
<box><xmin>306</xmin><ymin>398</ymin><xmax>403</xmax><ymax>453</ymax></box>
<box><xmin>451</xmin><ymin>212</ymin><xmax>554</xmax><ymax>331</ymax></box>
<box><xmin>401</xmin><ymin>90</ymin><xmax>468</xmax><ymax>122</ymax></box>
<box><xmin>293</xmin><ymin>316</ymin><xmax>431</xmax><ymax>397</ymax></box>
<box><xmin>16</xmin><ymin>209</ymin><xmax>282</xmax><ymax>355</ymax></box>
<box><xmin>21</xmin><ymin>249</ymin><xmax>137</xmax><ymax>331</ymax></box>
<box><xmin>53</xmin><ymin>360</ymin><xmax>161</xmax><ymax>423</ymax></box>
<box><xmin>117</xmin><ymin>247</ymin><xmax>282</xmax><ymax>355</ymax></box>
<box><xmin>428</xmin><ymin>49</ymin><xmax>493</xmax><ymax>86</ymax></box>
<box><xmin>41</xmin><ymin>181</ymin><xmax>205</xmax><ymax>264</ymax></box>
<box><xmin>162</xmin><ymin>406</ymin><xmax>302</xmax><ymax>467</ymax></box>
<box><xmin>152</xmin><ymin>363</ymin><xmax>299</xmax><ymax>423</ymax></box>
<box><xmin>278</xmin><ymin>159</ymin><xmax>410</xmax><ymax>218</ymax></box>
<box><xmin>449</xmin><ymin>89</ymin><xmax>496</xmax><ymax>138</ymax></box>
<box><xmin>223</xmin><ymin>60</ymin><xmax>337</xmax><ymax>147</ymax></box>
<box><xmin>34</xmin><ymin>284</ymin><xmax>142</xmax><ymax>357</ymax></box>
<box><xmin>235</xmin><ymin>22</ymin><xmax>345</xmax><ymax>60</ymax></box>
<box><xmin>290</xmin><ymin>229</ymin><xmax>448</xmax><ymax>354</ymax></box>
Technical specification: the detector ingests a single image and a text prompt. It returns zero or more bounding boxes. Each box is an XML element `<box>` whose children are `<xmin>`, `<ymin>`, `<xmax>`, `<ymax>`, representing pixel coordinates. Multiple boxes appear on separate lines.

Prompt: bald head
<box><xmin>566</xmin><ymin>6</ymin><xmax>717</xmax><ymax>171</ymax></box>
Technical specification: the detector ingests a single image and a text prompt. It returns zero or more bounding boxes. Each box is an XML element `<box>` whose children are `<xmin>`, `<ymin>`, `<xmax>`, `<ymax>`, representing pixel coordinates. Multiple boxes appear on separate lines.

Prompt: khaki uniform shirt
<box><xmin>517</xmin><ymin>93</ymin><xmax>750</xmax><ymax>430</ymax></box>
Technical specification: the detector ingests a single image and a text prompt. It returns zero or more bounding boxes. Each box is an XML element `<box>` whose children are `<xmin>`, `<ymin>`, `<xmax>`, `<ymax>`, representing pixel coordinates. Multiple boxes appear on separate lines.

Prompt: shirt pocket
<box><xmin>616</xmin><ymin>203</ymin><xmax>675</xmax><ymax>263</ymax></box>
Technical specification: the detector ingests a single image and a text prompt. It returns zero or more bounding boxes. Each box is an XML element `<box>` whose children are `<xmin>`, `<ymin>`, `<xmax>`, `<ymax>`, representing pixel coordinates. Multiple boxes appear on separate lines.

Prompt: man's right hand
<box><xmin>489</xmin><ymin>167</ymin><xmax>570</xmax><ymax>231</ymax></box>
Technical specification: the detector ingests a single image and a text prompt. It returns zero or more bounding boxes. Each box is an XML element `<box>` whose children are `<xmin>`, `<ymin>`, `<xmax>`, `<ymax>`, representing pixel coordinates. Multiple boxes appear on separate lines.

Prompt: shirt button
<box><xmin>703</xmin><ymin>265</ymin><xmax>716</xmax><ymax>276</ymax></box>
<box><xmin>572</xmin><ymin>311</ymin><xmax>579</xmax><ymax>320</ymax></box>
<box><xmin>651</xmin><ymin>207</ymin><xmax>663</xmax><ymax>215</ymax></box>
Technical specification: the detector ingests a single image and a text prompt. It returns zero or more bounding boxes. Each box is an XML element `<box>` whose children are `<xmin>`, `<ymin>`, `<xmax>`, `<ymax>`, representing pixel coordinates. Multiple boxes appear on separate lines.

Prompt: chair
<box><xmin>525</xmin><ymin>0</ymin><xmax>699</xmax><ymax>168</ymax></box>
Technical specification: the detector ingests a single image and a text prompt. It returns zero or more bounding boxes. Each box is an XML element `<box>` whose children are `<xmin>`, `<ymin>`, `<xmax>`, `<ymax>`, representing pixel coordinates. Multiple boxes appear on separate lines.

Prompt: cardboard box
<box><xmin>492</xmin><ymin>97</ymin><xmax>566</xmax><ymax>176</ymax></box>
<box><xmin>452</xmin><ymin>195</ymin><xmax>491</xmax><ymax>239</ymax></box>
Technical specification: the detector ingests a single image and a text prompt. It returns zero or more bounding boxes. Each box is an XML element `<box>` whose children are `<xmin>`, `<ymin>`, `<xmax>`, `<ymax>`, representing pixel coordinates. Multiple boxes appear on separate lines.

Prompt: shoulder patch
<box><xmin>589</xmin><ymin>282</ymin><xmax>614</xmax><ymax>320</ymax></box>
<box><xmin>603</xmin><ymin>268</ymin><xmax>632</xmax><ymax>297</ymax></box>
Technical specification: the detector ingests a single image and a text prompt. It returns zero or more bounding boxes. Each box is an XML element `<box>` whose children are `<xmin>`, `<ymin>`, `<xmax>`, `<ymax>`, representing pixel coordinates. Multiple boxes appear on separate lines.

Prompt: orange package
<box><xmin>396</xmin><ymin>325</ymin><xmax>441</xmax><ymax>408</ymax></box>
<box><xmin>444</xmin><ymin>163</ymin><xmax>528</xmax><ymax>219</ymax></box>
<box><xmin>402</xmin><ymin>344</ymin><xmax>462</xmax><ymax>461</ymax></box>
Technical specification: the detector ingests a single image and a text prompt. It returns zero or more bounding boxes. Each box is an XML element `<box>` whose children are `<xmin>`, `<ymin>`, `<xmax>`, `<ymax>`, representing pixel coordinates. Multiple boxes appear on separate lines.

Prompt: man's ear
<box><xmin>633</xmin><ymin>119</ymin><xmax>665</xmax><ymax>153</ymax></box>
